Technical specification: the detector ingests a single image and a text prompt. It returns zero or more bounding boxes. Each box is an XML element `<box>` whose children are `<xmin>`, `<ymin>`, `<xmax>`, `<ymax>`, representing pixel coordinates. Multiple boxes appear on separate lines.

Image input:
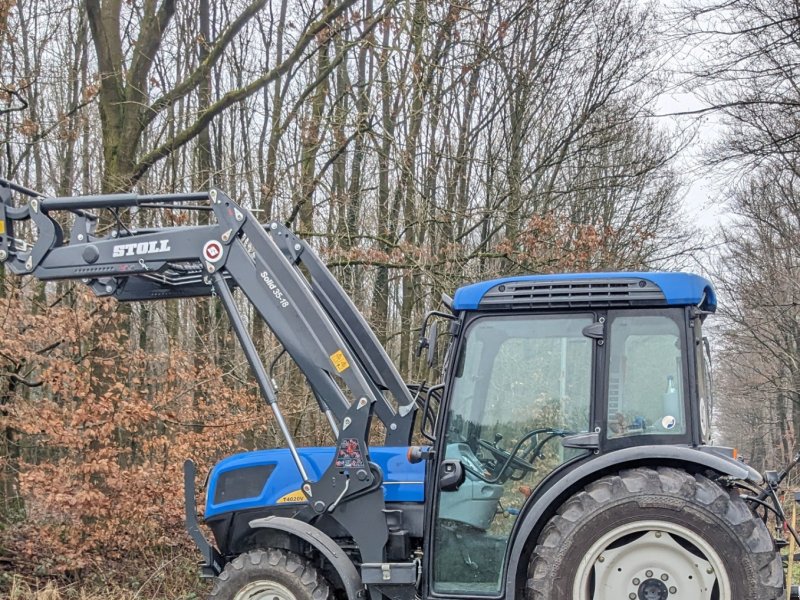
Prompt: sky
<box><xmin>655</xmin><ymin>90</ymin><xmax>726</xmax><ymax>233</ymax></box>
<box><xmin>654</xmin><ymin>0</ymin><xmax>732</xmax><ymax>234</ymax></box>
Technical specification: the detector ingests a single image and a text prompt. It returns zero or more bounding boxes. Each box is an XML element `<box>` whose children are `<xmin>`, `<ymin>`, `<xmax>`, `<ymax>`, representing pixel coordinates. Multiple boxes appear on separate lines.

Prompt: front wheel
<box><xmin>210</xmin><ymin>548</ymin><xmax>331</xmax><ymax>600</ymax></box>
<box><xmin>526</xmin><ymin>467</ymin><xmax>783</xmax><ymax>600</ymax></box>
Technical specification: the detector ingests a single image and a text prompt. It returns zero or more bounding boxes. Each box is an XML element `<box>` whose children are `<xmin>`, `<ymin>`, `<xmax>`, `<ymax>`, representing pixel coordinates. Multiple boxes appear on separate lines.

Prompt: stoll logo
<box><xmin>112</xmin><ymin>240</ymin><xmax>171</xmax><ymax>258</ymax></box>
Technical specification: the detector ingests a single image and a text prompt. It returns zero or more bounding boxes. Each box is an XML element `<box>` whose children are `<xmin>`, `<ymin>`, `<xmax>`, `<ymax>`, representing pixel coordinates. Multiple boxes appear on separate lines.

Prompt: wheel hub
<box><xmin>232</xmin><ymin>579</ymin><xmax>297</xmax><ymax>600</ymax></box>
<box><xmin>638</xmin><ymin>578</ymin><xmax>669</xmax><ymax>600</ymax></box>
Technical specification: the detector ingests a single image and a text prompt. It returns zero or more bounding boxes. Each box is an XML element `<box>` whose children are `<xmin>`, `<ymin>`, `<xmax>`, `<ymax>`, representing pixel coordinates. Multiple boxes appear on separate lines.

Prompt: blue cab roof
<box><xmin>452</xmin><ymin>272</ymin><xmax>716</xmax><ymax>312</ymax></box>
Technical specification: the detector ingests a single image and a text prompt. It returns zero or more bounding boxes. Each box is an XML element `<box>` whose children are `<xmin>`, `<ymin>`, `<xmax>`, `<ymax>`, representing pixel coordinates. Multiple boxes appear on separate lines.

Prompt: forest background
<box><xmin>0</xmin><ymin>0</ymin><xmax>797</xmax><ymax>597</ymax></box>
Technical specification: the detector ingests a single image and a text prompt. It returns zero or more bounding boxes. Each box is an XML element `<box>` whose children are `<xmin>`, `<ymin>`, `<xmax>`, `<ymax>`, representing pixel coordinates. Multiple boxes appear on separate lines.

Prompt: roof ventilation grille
<box><xmin>478</xmin><ymin>278</ymin><xmax>665</xmax><ymax>310</ymax></box>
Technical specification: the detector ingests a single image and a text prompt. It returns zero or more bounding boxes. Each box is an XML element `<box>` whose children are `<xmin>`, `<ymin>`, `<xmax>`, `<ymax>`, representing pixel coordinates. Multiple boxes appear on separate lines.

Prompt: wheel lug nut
<box><xmin>655</xmin><ymin>531</ymin><xmax>662</xmax><ymax>538</ymax></box>
<box><xmin>706</xmin><ymin>567</ymin><xmax>714</xmax><ymax>574</ymax></box>
<box><xmin>632</xmin><ymin>578</ymin><xmax>640</xmax><ymax>585</ymax></box>
<box><xmin>661</xmin><ymin>573</ymin><xmax>669</xmax><ymax>581</ymax></box>
<box><xmin>669</xmin><ymin>586</ymin><xmax>677</xmax><ymax>594</ymax></box>
<box><xmin>629</xmin><ymin>594</ymin><xmax>636</xmax><ymax>600</ymax></box>
<box><xmin>598</xmin><ymin>555</ymin><xmax>605</xmax><ymax>563</ymax></box>
<box><xmin>645</xmin><ymin>570</ymin><xmax>653</xmax><ymax>577</ymax></box>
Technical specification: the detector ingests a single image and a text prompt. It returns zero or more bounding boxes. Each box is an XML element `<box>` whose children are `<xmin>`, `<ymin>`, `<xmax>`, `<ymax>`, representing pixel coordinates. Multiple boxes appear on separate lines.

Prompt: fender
<box><xmin>249</xmin><ymin>515</ymin><xmax>365</xmax><ymax>599</ymax></box>
<box><xmin>503</xmin><ymin>444</ymin><xmax>762</xmax><ymax>597</ymax></box>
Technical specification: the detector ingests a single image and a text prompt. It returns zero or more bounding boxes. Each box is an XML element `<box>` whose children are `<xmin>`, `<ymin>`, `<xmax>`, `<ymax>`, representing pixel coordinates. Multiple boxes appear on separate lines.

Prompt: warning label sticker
<box><xmin>335</xmin><ymin>438</ymin><xmax>365</xmax><ymax>468</ymax></box>
<box><xmin>330</xmin><ymin>350</ymin><xmax>349</xmax><ymax>373</ymax></box>
<box><xmin>203</xmin><ymin>240</ymin><xmax>223</xmax><ymax>263</ymax></box>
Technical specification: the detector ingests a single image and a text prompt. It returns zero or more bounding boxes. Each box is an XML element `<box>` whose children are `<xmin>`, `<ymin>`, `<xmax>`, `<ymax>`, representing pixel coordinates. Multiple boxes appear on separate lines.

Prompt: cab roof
<box><xmin>452</xmin><ymin>272</ymin><xmax>717</xmax><ymax>312</ymax></box>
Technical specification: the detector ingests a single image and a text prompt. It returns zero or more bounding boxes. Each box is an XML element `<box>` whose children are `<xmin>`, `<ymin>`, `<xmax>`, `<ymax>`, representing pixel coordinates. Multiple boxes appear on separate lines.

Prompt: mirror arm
<box><xmin>417</xmin><ymin>310</ymin><xmax>456</xmax><ymax>358</ymax></box>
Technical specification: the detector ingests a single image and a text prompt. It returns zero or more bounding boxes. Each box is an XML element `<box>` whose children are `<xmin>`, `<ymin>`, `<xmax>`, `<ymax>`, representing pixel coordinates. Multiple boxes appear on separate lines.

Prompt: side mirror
<box><xmin>426</xmin><ymin>321</ymin><xmax>438</xmax><ymax>369</ymax></box>
<box><xmin>439</xmin><ymin>459</ymin><xmax>465</xmax><ymax>492</ymax></box>
<box><xmin>416</xmin><ymin>309</ymin><xmax>456</xmax><ymax>367</ymax></box>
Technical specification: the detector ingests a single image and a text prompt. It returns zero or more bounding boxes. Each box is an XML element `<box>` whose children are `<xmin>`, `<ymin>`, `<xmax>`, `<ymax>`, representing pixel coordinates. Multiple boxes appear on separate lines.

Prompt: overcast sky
<box><xmin>655</xmin><ymin>1</ymin><xmax>731</xmax><ymax>234</ymax></box>
<box><xmin>655</xmin><ymin>91</ymin><xmax>724</xmax><ymax>234</ymax></box>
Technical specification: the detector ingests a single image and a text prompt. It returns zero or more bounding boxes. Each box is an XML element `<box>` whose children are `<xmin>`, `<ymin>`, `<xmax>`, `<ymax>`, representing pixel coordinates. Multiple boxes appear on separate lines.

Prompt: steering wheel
<box><xmin>477</xmin><ymin>436</ymin><xmax>536</xmax><ymax>478</ymax></box>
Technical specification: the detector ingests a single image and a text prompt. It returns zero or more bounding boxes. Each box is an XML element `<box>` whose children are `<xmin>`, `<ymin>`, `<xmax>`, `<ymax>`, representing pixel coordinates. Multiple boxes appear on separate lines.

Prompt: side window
<box><xmin>607</xmin><ymin>314</ymin><xmax>686</xmax><ymax>438</ymax></box>
<box><xmin>695</xmin><ymin>322</ymin><xmax>713</xmax><ymax>443</ymax></box>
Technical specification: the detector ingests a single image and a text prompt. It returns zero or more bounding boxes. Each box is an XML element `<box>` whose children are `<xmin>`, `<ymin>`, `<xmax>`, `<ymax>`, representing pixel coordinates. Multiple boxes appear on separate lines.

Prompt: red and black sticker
<box><xmin>335</xmin><ymin>438</ymin><xmax>365</xmax><ymax>469</ymax></box>
<box><xmin>203</xmin><ymin>240</ymin><xmax>223</xmax><ymax>263</ymax></box>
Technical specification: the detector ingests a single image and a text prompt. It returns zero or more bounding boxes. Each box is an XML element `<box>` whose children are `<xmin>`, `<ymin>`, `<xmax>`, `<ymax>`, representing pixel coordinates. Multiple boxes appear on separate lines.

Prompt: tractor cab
<box><xmin>424</xmin><ymin>272</ymin><xmax>718</xmax><ymax>595</ymax></box>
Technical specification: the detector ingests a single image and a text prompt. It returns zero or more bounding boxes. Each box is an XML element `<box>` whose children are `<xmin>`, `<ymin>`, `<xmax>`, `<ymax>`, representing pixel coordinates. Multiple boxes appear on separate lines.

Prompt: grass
<box><xmin>9</xmin><ymin>578</ymin><xmax>132</xmax><ymax>600</ymax></box>
<box><xmin>5</xmin><ymin>576</ymin><xmax>206</xmax><ymax>600</ymax></box>
<box><xmin>9</xmin><ymin>579</ymin><xmax>109</xmax><ymax>600</ymax></box>
<box><xmin>2</xmin><ymin>549</ymin><xmax>207</xmax><ymax>600</ymax></box>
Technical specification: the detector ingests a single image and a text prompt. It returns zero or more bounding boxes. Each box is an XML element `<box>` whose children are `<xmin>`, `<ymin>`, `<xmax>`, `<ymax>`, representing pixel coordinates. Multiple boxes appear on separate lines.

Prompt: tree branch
<box><xmin>128</xmin><ymin>0</ymin><xmax>176</xmax><ymax>103</ymax></box>
<box><xmin>129</xmin><ymin>0</ymin><xmax>358</xmax><ymax>184</ymax></box>
<box><xmin>0</xmin><ymin>85</ymin><xmax>29</xmax><ymax>116</ymax></box>
<box><xmin>143</xmin><ymin>0</ymin><xmax>266</xmax><ymax>127</ymax></box>
<box><xmin>9</xmin><ymin>97</ymin><xmax>96</xmax><ymax>178</ymax></box>
<box><xmin>1</xmin><ymin>372</ymin><xmax>43</xmax><ymax>388</ymax></box>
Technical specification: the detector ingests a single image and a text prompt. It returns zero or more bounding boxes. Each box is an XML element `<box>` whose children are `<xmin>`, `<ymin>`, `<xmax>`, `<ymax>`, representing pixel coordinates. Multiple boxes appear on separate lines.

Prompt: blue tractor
<box><xmin>1</xmin><ymin>179</ymin><xmax>792</xmax><ymax>600</ymax></box>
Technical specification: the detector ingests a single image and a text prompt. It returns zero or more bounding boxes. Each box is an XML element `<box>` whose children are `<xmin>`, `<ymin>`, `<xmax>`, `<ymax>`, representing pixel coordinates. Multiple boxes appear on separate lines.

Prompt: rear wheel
<box><xmin>526</xmin><ymin>467</ymin><xmax>783</xmax><ymax>600</ymax></box>
<box><xmin>210</xmin><ymin>548</ymin><xmax>331</xmax><ymax>600</ymax></box>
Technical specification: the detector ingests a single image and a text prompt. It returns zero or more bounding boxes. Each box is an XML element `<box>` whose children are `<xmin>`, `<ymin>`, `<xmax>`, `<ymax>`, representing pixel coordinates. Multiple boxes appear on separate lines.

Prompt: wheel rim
<box><xmin>573</xmin><ymin>519</ymin><xmax>730</xmax><ymax>600</ymax></box>
<box><xmin>232</xmin><ymin>580</ymin><xmax>297</xmax><ymax>600</ymax></box>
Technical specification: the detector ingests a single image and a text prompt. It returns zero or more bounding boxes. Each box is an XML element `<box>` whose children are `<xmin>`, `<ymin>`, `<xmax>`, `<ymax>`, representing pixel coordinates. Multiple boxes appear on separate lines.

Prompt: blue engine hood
<box><xmin>204</xmin><ymin>446</ymin><xmax>425</xmax><ymax>519</ymax></box>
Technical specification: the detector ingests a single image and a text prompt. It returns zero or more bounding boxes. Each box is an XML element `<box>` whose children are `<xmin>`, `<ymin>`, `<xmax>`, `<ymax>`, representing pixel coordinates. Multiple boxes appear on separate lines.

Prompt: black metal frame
<box><xmin>598</xmin><ymin>307</ymin><xmax>695</xmax><ymax>452</ymax></box>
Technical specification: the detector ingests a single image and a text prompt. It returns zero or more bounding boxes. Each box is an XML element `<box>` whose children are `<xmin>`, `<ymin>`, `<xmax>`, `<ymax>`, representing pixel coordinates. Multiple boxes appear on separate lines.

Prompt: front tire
<box><xmin>210</xmin><ymin>548</ymin><xmax>331</xmax><ymax>600</ymax></box>
<box><xmin>526</xmin><ymin>467</ymin><xmax>783</xmax><ymax>600</ymax></box>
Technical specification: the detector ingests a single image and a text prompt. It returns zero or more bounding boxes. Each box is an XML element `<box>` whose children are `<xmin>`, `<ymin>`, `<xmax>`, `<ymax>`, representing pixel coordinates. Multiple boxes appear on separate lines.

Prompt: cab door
<box><xmin>426</xmin><ymin>312</ymin><xmax>596</xmax><ymax>597</ymax></box>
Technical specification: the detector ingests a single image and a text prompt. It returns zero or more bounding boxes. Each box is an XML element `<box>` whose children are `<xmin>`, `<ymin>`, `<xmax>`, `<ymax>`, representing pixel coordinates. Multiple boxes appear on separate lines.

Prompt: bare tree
<box><xmin>678</xmin><ymin>0</ymin><xmax>800</xmax><ymax>462</ymax></box>
<box><xmin>85</xmin><ymin>0</ymin><xmax>357</xmax><ymax>192</ymax></box>
<box><xmin>0</xmin><ymin>0</ymin><xmax>698</xmax><ymax>588</ymax></box>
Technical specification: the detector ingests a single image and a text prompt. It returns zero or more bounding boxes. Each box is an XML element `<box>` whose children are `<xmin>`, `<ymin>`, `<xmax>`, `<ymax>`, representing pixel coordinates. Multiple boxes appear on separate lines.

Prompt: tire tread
<box><xmin>209</xmin><ymin>548</ymin><xmax>331</xmax><ymax>600</ymax></box>
<box><xmin>525</xmin><ymin>467</ymin><xmax>783</xmax><ymax>600</ymax></box>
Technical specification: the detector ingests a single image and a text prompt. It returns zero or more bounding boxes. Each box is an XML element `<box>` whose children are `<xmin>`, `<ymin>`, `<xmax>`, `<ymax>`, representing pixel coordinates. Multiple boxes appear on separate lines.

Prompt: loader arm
<box><xmin>0</xmin><ymin>180</ymin><xmax>416</xmax><ymax>565</ymax></box>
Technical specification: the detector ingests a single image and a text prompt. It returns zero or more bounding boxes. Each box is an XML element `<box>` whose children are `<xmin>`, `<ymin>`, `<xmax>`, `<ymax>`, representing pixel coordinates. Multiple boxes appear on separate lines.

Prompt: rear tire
<box><xmin>526</xmin><ymin>467</ymin><xmax>783</xmax><ymax>600</ymax></box>
<box><xmin>210</xmin><ymin>548</ymin><xmax>331</xmax><ymax>600</ymax></box>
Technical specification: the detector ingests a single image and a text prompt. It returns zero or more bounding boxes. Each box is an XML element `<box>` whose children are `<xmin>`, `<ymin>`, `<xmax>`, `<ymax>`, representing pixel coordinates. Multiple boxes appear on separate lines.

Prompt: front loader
<box><xmin>0</xmin><ymin>178</ymin><xmax>794</xmax><ymax>600</ymax></box>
